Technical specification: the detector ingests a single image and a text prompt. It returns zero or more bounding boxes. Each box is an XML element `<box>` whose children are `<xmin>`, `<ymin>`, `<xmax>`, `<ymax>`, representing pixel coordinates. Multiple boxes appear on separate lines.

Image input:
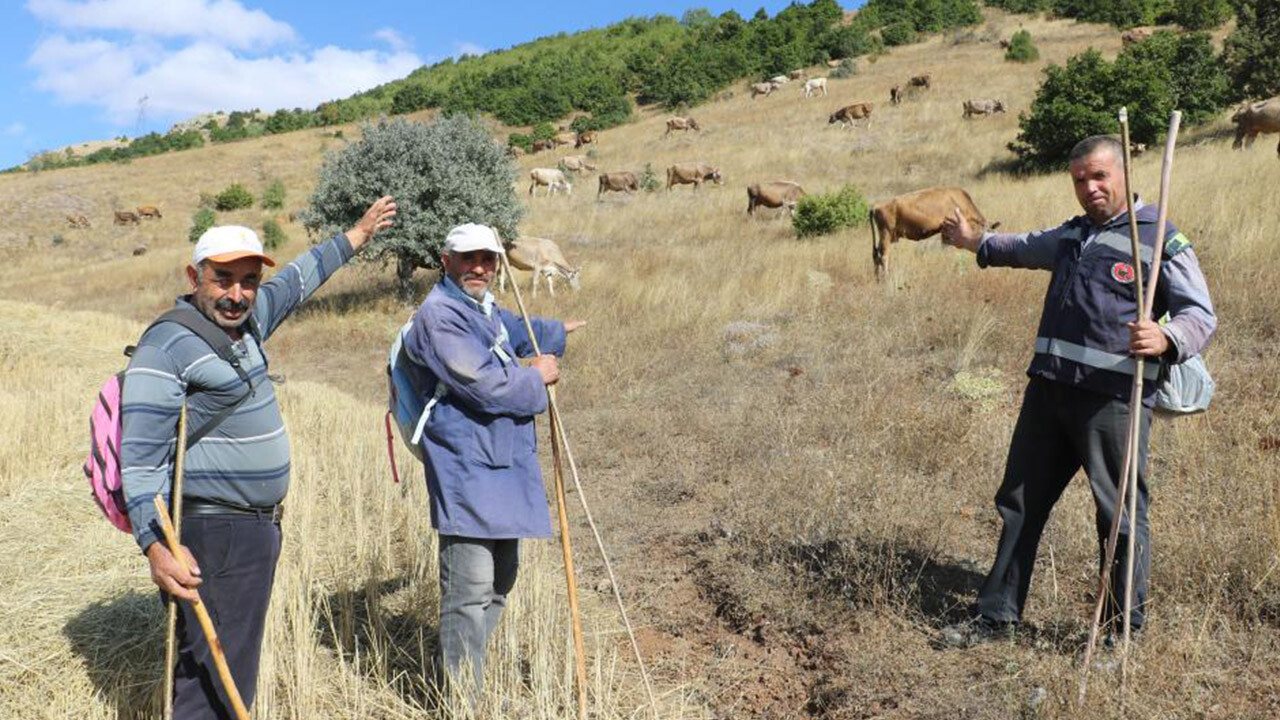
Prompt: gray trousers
<box><xmin>437</xmin><ymin>535</ymin><xmax>519</xmax><ymax>701</ymax></box>
<box><xmin>977</xmin><ymin>377</ymin><xmax>1152</xmax><ymax>630</ymax></box>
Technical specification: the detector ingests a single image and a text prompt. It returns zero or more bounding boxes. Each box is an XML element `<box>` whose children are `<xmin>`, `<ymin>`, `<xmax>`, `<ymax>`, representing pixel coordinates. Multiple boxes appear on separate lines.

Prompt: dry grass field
<box><xmin>2</xmin><ymin>9</ymin><xmax>1278</xmax><ymax>719</ymax></box>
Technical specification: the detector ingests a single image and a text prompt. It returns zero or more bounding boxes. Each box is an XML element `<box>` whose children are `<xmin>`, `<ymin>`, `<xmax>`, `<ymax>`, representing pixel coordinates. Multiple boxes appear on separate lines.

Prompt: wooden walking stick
<box><xmin>152</xmin><ymin>495</ymin><xmax>252</xmax><ymax>720</ymax></box>
<box><xmin>163</xmin><ymin>403</ymin><xmax>189</xmax><ymax>719</ymax></box>
<box><xmin>1078</xmin><ymin>108</ymin><xmax>1182</xmax><ymax>702</ymax></box>
<box><xmin>498</xmin><ymin>250</ymin><xmax>659</xmax><ymax>720</ymax></box>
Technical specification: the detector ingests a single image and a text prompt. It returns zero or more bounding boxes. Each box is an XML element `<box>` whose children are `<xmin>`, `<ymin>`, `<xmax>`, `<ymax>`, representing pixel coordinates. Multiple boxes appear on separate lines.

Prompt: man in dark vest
<box><xmin>937</xmin><ymin>135</ymin><xmax>1216</xmax><ymax>646</ymax></box>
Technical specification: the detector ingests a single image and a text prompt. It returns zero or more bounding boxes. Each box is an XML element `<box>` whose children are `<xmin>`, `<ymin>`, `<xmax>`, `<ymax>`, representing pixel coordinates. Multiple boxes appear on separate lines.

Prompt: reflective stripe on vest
<box><xmin>1035</xmin><ymin>337</ymin><xmax>1160</xmax><ymax>381</ymax></box>
<box><xmin>1090</xmin><ymin>230</ymin><xmax>1154</xmax><ymax>264</ymax></box>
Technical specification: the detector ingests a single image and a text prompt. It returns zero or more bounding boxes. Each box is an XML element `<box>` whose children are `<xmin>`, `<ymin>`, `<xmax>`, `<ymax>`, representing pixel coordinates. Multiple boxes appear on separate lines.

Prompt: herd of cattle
<box><xmin>65</xmin><ymin>205</ymin><xmax>162</xmax><ymax>229</ymax></box>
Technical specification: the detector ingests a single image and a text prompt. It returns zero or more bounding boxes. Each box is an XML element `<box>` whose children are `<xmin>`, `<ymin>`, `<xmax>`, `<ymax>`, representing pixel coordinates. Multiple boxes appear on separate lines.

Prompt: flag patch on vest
<box><xmin>1111</xmin><ymin>262</ymin><xmax>1135</xmax><ymax>283</ymax></box>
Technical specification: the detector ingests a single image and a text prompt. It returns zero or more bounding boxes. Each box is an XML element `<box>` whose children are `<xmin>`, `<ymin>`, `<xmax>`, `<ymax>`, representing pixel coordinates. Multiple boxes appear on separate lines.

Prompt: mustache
<box><xmin>215</xmin><ymin>297</ymin><xmax>251</xmax><ymax>313</ymax></box>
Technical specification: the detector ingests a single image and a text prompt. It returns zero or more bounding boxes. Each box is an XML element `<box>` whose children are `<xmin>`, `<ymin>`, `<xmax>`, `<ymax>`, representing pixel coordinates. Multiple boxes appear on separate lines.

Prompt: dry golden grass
<box><xmin>2</xmin><ymin>8</ymin><xmax>1279</xmax><ymax>719</ymax></box>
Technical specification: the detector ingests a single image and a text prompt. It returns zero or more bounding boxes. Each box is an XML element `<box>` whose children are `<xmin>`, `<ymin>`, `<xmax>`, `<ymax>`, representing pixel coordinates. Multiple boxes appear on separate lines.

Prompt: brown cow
<box><xmin>1121</xmin><ymin>27</ymin><xmax>1154</xmax><ymax>45</ymax></box>
<box><xmin>498</xmin><ymin>236</ymin><xmax>581</xmax><ymax>298</ymax></box>
<box><xmin>962</xmin><ymin>99</ymin><xmax>1006</xmax><ymax>119</ymax></box>
<box><xmin>1232</xmin><ymin>97</ymin><xmax>1280</xmax><ymax>157</ymax></box>
<box><xmin>66</xmin><ymin>214</ymin><xmax>90</xmax><ymax>229</ymax></box>
<box><xmin>664</xmin><ymin>117</ymin><xmax>700</xmax><ymax>135</ymax></box>
<box><xmin>788</xmin><ymin>69</ymin><xmax>806</xmax><ymax>80</ymax></box>
<box><xmin>666</xmin><ymin>163</ymin><xmax>722</xmax><ymax>191</ymax></box>
<box><xmin>550</xmin><ymin>131</ymin><xmax>577</xmax><ymax>147</ymax></box>
<box><xmin>531</xmin><ymin>139</ymin><xmax>554</xmax><ymax>153</ymax></box>
<box><xmin>829</xmin><ymin>103</ymin><xmax>874</xmax><ymax>129</ymax></box>
<box><xmin>113</xmin><ymin>210</ymin><xmax>140</xmax><ymax>225</ymax></box>
<box><xmin>746</xmin><ymin>181</ymin><xmax>806</xmax><ymax>216</ymax></box>
<box><xmin>890</xmin><ymin>85</ymin><xmax>902</xmax><ymax>105</ymax></box>
<box><xmin>598</xmin><ymin>171</ymin><xmax>640</xmax><ymax>197</ymax></box>
<box><xmin>869</xmin><ymin>186</ymin><xmax>994</xmax><ymax>279</ymax></box>
<box><xmin>508</xmin><ymin>145</ymin><xmax>526</xmax><ymax>158</ymax></box>
<box><xmin>558</xmin><ymin>155</ymin><xmax>597</xmax><ymax>174</ymax></box>
<box><xmin>136</xmin><ymin>205</ymin><xmax>162</xmax><ymax>219</ymax></box>
<box><xmin>574</xmin><ymin>130</ymin><xmax>598</xmax><ymax>148</ymax></box>
<box><xmin>908</xmin><ymin>74</ymin><xmax>931</xmax><ymax>90</ymax></box>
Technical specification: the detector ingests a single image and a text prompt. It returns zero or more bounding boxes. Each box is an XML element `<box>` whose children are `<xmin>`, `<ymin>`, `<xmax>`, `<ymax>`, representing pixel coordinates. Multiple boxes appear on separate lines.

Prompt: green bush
<box><xmin>507</xmin><ymin>133</ymin><xmax>534</xmax><ymax>152</ymax></box>
<box><xmin>1005</xmin><ymin>29</ymin><xmax>1040</xmax><ymax>62</ymax></box>
<box><xmin>829</xmin><ymin>58</ymin><xmax>858</xmax><ymax>79</ymax></box>
<box><xmin>1174</xmin><ymin>0</ymin><xmax>1231</xmax><ymax>30</ymax></box>
<box><xmin>639</xmin><ymin>163</ymin><xmax>662</xmax><ymax>193</ymax></box>
<box><xmin>881</xmin><ymin>21</ymin><xmax>917</xmax><ymax>47</ymax></box>
<box><xmin>1223</xmin><ymin>0</ymin><xmax>1280</xmax><ymax>99</ymax></box>
<box><xmin>260</xmin><ymin>180</ymin><xmax>286</xmax><ymax>210</ymax></box>
<box><xmin>302</xmin><ymin>115</ymin><xmax>522</xmax><ymax>300</ymax></box>
<box><xmin>261</xmin><ymin>219</ymin><xmax>287</xmax><ymax>250</ymax></box>
<box><xmin>1010</xmin><ymin>32</ymin><xmax>1229</xmax><ymax>171</ymax></box>
<box><xmin>189</xmin><ymin>208</ymin><xmax>216</xmax><ymax>243</ymax></box>
<box><xmin>792</xmin><ymin>184</ymin><xmax>869</xmax><ymax>238</ymax></box>
<box><xmin>214</xmin><ymin>183</ymin><xmax>255</xmax><ymax>211</ymax></box>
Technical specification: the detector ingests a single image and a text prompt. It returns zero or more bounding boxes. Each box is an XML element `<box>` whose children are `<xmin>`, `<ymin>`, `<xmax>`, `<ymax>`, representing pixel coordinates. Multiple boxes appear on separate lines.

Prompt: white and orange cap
<box><xmin>192</xmin><ymin>225</ymin><xmax>276</xmax><ymax>267</ymax></box>
<box><xmin>444</xmin><ymin>223</ymin><xmax>504</xmax><ymax>255</ymax></box>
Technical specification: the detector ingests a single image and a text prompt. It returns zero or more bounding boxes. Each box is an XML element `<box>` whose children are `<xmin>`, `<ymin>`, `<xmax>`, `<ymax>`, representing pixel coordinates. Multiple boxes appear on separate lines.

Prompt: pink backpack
<box><xmin>84</xmin><ymin>307</ymin><xmax>257</xmax><ymax>533</ymax></box>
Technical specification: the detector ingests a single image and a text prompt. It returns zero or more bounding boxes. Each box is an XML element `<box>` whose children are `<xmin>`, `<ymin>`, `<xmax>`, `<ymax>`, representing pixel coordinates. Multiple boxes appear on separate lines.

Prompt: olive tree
<box><xmin>301</xmin><ymin>114</ymin><xmax>522</xmax><ymax>299</ymax></box>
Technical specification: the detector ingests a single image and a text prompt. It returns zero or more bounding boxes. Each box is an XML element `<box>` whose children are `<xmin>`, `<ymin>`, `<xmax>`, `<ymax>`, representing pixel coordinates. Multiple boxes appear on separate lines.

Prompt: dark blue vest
<box><xmin>1030</xmin><ymin>204</ymin><xmax>1189</xmax><ymax>404</ymax></box>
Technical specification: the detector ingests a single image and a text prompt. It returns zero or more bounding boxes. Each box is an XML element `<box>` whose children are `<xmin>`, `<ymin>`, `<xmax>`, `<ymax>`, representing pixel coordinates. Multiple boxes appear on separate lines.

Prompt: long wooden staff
<box><xmin>498</xmin><ymin>250</ymin><xmax>658</xmax><ymax>720</ymax></box>
<box><xmin>152</xmin><ymin>495</ymin><xmax>251</xmax><ymax>720</ymax></box>
<box><xmin>163</xmin><ymin>403</ymin><xmax>188</xmax><ymax>718</ymax></box>
<box><xmin>1078</xmin><ymin>108</ymin><xmax>1181</xmax><ymax>702</ymax></box>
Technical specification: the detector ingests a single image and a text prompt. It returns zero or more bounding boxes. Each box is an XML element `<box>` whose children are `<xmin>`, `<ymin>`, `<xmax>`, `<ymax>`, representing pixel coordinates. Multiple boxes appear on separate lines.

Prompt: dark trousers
<box><xmin>976</xmin><ymin>377</ymin><xmax>1152</xmax><ymax>629</ymax></box>
<box><xmin>167</xmin><ymin>513</ymin><xmax>282</xmax><ymax>720</ymax></box>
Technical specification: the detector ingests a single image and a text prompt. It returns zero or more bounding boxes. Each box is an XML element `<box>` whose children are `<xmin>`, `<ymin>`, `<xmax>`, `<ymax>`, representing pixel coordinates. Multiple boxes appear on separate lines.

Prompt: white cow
<box><xmin>803</xmin><ymin>78</ymin><xmax>828</xmax><ymax>98</ymax></box>
<box><xmin>498</xmin><ymin>236</ymin><xmax>581</xmax><ymax>297</ymax></box>
<box><xmin>529</xmin><ymin>168</ymin><xmax>571</xmax><ymax>197</ymax></box>
<box><xmin>769</xmin><ymin>74</ymin><xmax>789</xmax><ymax>85</ymax></box>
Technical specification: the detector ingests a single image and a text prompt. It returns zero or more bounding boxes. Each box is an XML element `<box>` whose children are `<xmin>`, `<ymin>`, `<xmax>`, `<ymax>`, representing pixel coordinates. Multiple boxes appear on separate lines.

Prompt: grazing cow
<box><xmin>962</xmin><ymin>99</ymin><xmax>1006</xmax><ymax>119</ymax></box>
<box><xmin>1121</xmin><ymin>27</ymin><xmax>1154</xmax><ymax>45</ymax></box>
<box><xmin>751</xmin><ymin>82</ymin><xmax>775</xmax><ymax>99</ymax></box>
<box><xmin>1231</xmin><ymin>97</ymin><xmax>1280</xmax><ymax>157</ymax></box>
<box><xmin>1129</xmin><ymin>142</ymin><xmax>1147</xmax><ymax>156</ymax></box>
<box><xmin>498</xmin><ymin>236</ymin><xmax>581</xmax><ymax>298</ymax></box>
<box><xmin>769</xmin><ymin>75</ymin><xmax>789</xmax><ymax>85</ymax></box>
<box><xmin>66</xmin><ymin>214</ymin><xmax>90</xmax><ymax>229</ymax></box>
<box><xmin>890</xmin><ymin>85</ymin><xmax>902</xmax><ymax>105</ymax></box>
<box><xmin>113</xmin><ymin>210</ymin><xmax>140</xmax><ymax>225</ymax></box>
<box><xmin>804</xmin><ymin>78</ymin><xmax>828</xmax><ymax>98</ymax></box>
<box><xmin>558</xmin><ymin>155</ymin><xmax>597</xmax><ymax>174</ymax></box>
<box><xmin>598</xmin><ymin>172</ymin><xmax>640</xmax><ymax>197</ymax></box>
<box><xmin>788</xmin><ymin>69</ymin><xmax>806</xmax><ymax>80</ymax></box>
<box><xmin>666</xmin><ymin>163</ymin><xmax>722</xmax><ymax>191</ymax></box>
<box><xmin>136</xmin><ymin>205</ymin><xmax>162</xmax><ymax>219</ymax></box>
<box><xmin>999</xmin><ymin>39</ymin><xmax>1011</xmax><ymax>49</ymax></box>
<box><xmin>508</xmin><ymin>145</ymin><xmax>526</xmax><ymax>158</ymax></box>
<box><xmin>829</xmin><ymin>102</ymin><xmax>874</xmax><ymax>129</ymax></box>
<box><xmin>550</xmin><ymin>131</ymin><xmax>577</xmax><ymax>148</ymax></box>
<box><xmin>575</xmin><ymin>130</ymin><xmax>598</xmax><ymax>148</ymax></box>
<box><xmin>528</xmin><ymin>168</ymin><xmax>572</xmax><ymax>197</ymax></box>
<box><xmin>531</xmin><ymin>139</ymin><xmax>554</xmax><ymax>153</ymax></box>
<box><xmin>869</xmin><ymin>186</ymin><xmax>994</xmax><ymax>279</ymax></box>
<box><xmin>746</xmin><ymin>181</ymin><xmax>806</xmax><ymax>216</ymax></box>
<box><xmin>665</xmin><ymin>117</ymin><xmax>701</xmax><ymax>135</ymax></box>
<box><xmin>826</xmin><ymin>59</ymin><xmax>843</xmax><ymax>69</ymax></box>
<box><xmin>908</xmin><ymin>74</ymin><xmax>931</xmax><ymax>90</ymax></box>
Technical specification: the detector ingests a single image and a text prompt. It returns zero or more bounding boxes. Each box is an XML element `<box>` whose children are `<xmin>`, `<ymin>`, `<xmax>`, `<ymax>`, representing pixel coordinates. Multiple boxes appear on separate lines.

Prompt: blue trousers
<box><xmin>437</xmin><ymin>535</ymin><xmax>519</xmax><ymax>702</ymax></box>
<box><xmin>168</xmin><ymin>513</ymin><xmax>281</xmax><ymax>720</ymax></box>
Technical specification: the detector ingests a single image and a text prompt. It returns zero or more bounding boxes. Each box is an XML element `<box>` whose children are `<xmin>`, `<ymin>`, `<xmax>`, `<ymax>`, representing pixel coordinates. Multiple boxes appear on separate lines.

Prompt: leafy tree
<box><xmin>681</xmin><ymin>8</ymin><xmax>714</xmax><ymax>27</ymax></box>
<box><xmin>1174</xmin><ymin>0</ymin><xmax>1231</xmax><ymax>30</ymax></box>
<box><xmin>301</xmin><ymin>116</ymin><xmax>522</xmax><ymax>300</ymax></box>
<box><xmin>1005</xmin><ymin>29</ymin><xmax>1040</xmax><ymax>62</ymax></box>
<box><xmin>391</xmin><ymin>84</ymin><xmax>437</xmax><ymax>114</ymax></box>
<box><xmin>1222</xmin><ymin>0</ymin><xmax>1280</xmax><ymax>99</ymax></box>
<box><xmin>793</xmin><ymin>184</ymin><xmax>869</xmax><ymax>238</ymax></box>
<box><xmin>214</xmin><ymin>183</ymin><xmax>255</xmax><ymax>211</ymax></box>
<box><xmin>189</xmin><ymin>208</ymin><xmax>216</xmax><ymax>243</ymax></box>
<box><xmin>881</xmin><ymin>21</ymin><xmax>918</xmax><ymax>46</ymax></box>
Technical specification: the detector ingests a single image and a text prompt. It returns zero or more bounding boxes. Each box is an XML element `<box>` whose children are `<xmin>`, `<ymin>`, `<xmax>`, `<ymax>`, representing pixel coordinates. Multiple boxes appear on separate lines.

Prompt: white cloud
<box><xmin>4</xmin><ymin>122</ymin><xmax>26</xmax><ymax>136</ymax></box>
<box><xmin>29</xmin><ymin>34</ymin><xmax>422</xmax><ymax>124</ymax></box>
<box><xmin>26</xmin><ymin>0</ymin><xmax>296</xmax><ymax>50</ymax></box>
<box><xmin>373</xmin><ymin>28</ymin><xmax>411</xmax><ymax>53</ymax></box>
<box><xmin>453</xmin><ymin>41</ymin><xmax>485</xmax><ymax>58</ymax></box>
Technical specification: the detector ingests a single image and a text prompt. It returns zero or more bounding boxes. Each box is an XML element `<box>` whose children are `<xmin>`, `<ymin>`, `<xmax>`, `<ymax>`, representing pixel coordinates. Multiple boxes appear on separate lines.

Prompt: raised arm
<box><xmin>943</xmin><ymin>208</ymin><xmax>1072</xmax><ymax>270</ymax></box>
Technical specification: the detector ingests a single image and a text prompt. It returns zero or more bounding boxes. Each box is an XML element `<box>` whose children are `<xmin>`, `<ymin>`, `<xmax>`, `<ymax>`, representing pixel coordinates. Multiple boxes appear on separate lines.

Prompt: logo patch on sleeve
<box><xmin>1111</xmin><ymin>262</ymin><xmax>1135</xmax><ymax>284</ymax></box>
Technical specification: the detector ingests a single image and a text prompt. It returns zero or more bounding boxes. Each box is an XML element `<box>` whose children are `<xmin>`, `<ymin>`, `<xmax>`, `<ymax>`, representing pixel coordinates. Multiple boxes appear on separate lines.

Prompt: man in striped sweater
<box><xmin>121</xmin><ymin>195</ymin><xmax>395</xmax><ymax>718</ymax></box>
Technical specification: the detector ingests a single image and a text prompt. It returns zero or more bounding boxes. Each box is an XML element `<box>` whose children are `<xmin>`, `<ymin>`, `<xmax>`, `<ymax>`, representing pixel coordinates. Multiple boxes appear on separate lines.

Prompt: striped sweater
<box><xmin>120</xmin><ymin>234</ymin><xmax>355</xmax><ymax>551</ymax></box>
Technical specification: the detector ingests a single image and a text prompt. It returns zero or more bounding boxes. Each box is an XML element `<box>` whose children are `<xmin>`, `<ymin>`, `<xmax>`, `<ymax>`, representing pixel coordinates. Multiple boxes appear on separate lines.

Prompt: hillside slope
<box><xmin>2</xmin><ymin>9</ymin><xmax>1278</xmax><ymax>720</ymax></box>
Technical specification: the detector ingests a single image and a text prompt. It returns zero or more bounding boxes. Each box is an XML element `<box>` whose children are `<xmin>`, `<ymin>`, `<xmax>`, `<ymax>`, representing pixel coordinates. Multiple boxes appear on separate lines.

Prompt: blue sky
<box><xmin>1</xmin><ymin>1</ymin><xmax>859</xmax><ymax>169</ymax></box>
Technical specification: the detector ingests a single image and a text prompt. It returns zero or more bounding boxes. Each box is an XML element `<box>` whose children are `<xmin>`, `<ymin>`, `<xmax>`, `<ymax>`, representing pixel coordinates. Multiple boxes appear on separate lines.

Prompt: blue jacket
<box><xmin>978</xmin><ymin>202</ymin><xmax>1216</xmax><ymax>405</ymax></box>
<box><xmin>404</xmin><ymin>277</ymin><xmax>567</xmax><ymax>539</ymax></box>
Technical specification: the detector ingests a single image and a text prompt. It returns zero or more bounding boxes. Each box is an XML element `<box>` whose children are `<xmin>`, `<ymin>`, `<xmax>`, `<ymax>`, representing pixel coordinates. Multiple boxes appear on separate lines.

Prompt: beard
<box><xmin>460</xmin><ymin>274</ymin><xmax>491</xmax><ymax>301</ymax></box>
<box><xmin>195</xmin><ymin>293</ymin><xmax>251</xmax><ymax>329</ymax></box>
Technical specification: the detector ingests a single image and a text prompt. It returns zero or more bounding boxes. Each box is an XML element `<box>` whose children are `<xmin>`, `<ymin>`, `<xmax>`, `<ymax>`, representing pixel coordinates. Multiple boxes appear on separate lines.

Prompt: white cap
<box><xmin>444</xmin><ymin>223</ymin><xmax>504</xmax><ymax>255</ymax></box>
<box><xmin>192</xmin><ymin>225</ymin><xmax>276</xmax><ymax>267</ymax></box>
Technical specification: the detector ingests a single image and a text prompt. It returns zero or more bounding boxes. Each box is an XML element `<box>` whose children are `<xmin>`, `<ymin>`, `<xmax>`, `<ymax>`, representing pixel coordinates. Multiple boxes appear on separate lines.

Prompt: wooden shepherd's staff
<box><xmin>163</xmin><ymin>403</ymin><xmax>188</xmax><ymax>719</ymax></box>
<box><xmin>498</xmin><ymin>248</ymin><xmax>658</xmax><ymax>720</ymax></box>
<box><xmin>1078</xmin><ymin>107</ymin><xmax>1182</xmax><ymax>703</ymax></box>
<box><xmin>153</xmin><ymin>494</ymin><xmax>252</xmax><ymax>720</ymax></box>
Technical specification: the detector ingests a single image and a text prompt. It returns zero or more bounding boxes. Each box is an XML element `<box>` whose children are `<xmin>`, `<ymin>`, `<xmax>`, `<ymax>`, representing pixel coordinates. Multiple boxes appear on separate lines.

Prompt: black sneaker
<box><xmin>938</xmin><ymin>617</ymin><xmax>1018</xmax><ymax>648</ymax></box>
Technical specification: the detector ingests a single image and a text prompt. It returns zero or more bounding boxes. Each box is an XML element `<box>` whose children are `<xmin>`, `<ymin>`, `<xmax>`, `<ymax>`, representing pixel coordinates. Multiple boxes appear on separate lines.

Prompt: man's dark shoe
<box><xmin>1102</xmin><ymin>625</ymin><xmax>1143</xmax><ymax>650</ymax></box>
<box><xmin>938</xmin><ymin>617</ymin><xmax>1018</xmax><ymax>648</ymax></box>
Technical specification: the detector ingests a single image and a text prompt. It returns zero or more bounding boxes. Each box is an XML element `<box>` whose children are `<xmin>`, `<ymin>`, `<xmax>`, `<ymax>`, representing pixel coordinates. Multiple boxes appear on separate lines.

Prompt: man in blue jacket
<box><xmin>403</xmin><ymin>223</ymin><xmax>585</xmax><ymax>700</ymax></box>
<box><xmin>938</xmin><ymin>135</ymin><xmax>1216</xmax><ymax>647</ymax></box>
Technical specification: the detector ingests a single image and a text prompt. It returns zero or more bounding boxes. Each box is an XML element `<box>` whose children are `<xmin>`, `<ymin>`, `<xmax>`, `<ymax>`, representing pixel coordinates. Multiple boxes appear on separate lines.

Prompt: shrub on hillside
<box><xmin>260</xmin><ymin>180</ymin><xmax>286</xmax><ymax>211</ymax></box>
<box><xmin>880</xmin><ymin>21</ymin><xmax>917</xmax><ymax>47</ymax></box>
<box><xmin>983</xmin><ymin>0</ymin><xmax>1053</xmax><ymax>12</ymax></box>
<box><xmin>792</xmin><ymin>184</ymin><xmax>869</xmax><ymax>238</ymax></box>
<box><xmin>301</xmin><ymin>116</ymin><xmax>521</xmax><ymax>299</ymax></box>
<box><xmin>261</xmin><ymin>219</ymin><xmax>287</xmax><ymax>250</ymax></box>
<box><xmin>639</xmin><ymin>163</ymin><xmax>662</xmax><ymax>193</ymax></box>
<box><xmin>1010</xmin><ymin>31</ymin><xmax>1229</xmax><ymax>171</ymax></box>
<box><xmin>829</xmin><ymin>58</ymin><xmax>858</xmax><ymax>79</ymax></box>
<box><xmin>214</xmin><ymin>183</ymin><xmax>255</xmax><ymax>211</ymax></box>
<box><xmin>391</xmin><ymin>84</ymin><xmax>439</xmax><ymax>115</ymax></box>
<box><xmin>1174</xmin><ymin>0</ymin><xmax>1231</xmax><ymax>30</ymax></box>
<box><xmin>1222</xmin><ymin>0</ymin><xmax>1280</xmax><ymax>99</ymax></box>
<box><xmin>189</xmin><ymin>208</ymin><xmax>216</xmax><ymax>243</ymax></box>
<box><xmin>507</xmin><ymin>133</ymin><xmax>534</xmax><ymax>152</ymax></box>
<box><xmin>1005</xmin><ymin>29</ymin><xmax>1039</xmax><ymax>63</ymax></box>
